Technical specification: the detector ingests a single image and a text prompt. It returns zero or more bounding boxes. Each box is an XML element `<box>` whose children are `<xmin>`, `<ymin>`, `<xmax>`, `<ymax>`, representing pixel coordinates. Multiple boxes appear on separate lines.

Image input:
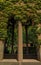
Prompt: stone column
<box><xmin>0</xmin><ymin>40</ymin><xmax>4</xmax><ymax>59</ymax></box>
<box><xmin>37</xmin><ymin>45</ymin><xmax>41</xmax><ymax>61</ymax></box>
<box><xmin>39</xmin><ymin>45</ymin><xmax>41</xmax><ymax>61</ymax></box>
<box><xmin>18</xmin><ymin>22</ymin><xmax>23</xmax><ymax>64</ymax></box>
<box><xmin>37</xmin><ymin>45</ymin><xmax>40</xmax><ymax>60</ymax></box>
<box><xmin>37</xmin><ymin>34</ymin><xmax>41</xmax><ymax>61</ymax></box>
<box><xmin>37</xmin><ymin>24</ymin><xmax>41</xmax><ymax>61</ymax></box>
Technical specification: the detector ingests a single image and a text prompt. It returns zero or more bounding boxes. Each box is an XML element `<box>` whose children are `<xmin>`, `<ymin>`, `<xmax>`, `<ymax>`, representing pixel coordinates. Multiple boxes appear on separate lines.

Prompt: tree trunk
<box><xmin>11</xmin><ymin>24</ymin><xmax>14</xmax><ymax>54</ymax></box>
<box><xmin>25</xmin><ymin>25</ymin><xmax>28</xmax><ymax>56</ymax></box>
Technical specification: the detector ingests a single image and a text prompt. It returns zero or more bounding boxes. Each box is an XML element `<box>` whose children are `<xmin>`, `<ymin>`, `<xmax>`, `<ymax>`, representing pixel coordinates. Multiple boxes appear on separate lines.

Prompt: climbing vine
<box><xmin>0</xmin><ymin>0</ymin><xmax>41</xmax><ymax>44</ymax></box>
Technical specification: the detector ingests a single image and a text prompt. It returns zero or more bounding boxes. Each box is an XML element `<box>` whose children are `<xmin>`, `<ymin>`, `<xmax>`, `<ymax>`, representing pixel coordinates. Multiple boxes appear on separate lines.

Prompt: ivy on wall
<box><xmin>0</xmin><ymin>0</ymin><xmax>41</xmax><ymax>44</ymax></box>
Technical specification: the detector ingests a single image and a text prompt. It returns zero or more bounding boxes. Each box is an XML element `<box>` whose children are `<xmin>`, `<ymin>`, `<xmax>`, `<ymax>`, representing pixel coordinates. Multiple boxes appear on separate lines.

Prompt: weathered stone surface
<box><xmin>18</xmin><ymin>22</ymin><xmax>23</xmax><ymax>62</ymax></box>
<box><xmin>0</xmin><ymin>62</ymin><xmax>41</xmax><ymax>65</ymax></box>
<box><xmin>37</xmin><ymin>45</ymin><xmax>40</xmax><ymax>60</ymax></box>
<box><xmin>0</xmin><ymin>40</ymin><xmax>4</xmax><ymax>59</ymax></box>
<box><xmin>40</xmin><ymin>45</ymin><xmax>41</xmax><ymax>61</ymax></box>
<box><xmin>37</xmin><ymin>45</ymin><xmax>41</xmax><ymax>61</ymax></box>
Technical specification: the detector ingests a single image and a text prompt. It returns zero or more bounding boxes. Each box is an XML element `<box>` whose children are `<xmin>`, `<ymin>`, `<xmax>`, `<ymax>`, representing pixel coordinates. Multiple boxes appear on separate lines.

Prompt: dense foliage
<box><xmin>0</xmin><ymin>0</ymin><xmax>41</xmax><ymax>45</ymax></box>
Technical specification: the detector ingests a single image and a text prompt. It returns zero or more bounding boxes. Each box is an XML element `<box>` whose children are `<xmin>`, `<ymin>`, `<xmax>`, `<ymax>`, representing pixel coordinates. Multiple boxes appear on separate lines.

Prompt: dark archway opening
<box><xmin>4</xmin><ymin>15</ymin><xmax>18</xmax><ymax>59</ymax></box>
<box><xmin>23</xmin><ymin>18</ymin><xmax>37</xmax><ymax>59</ymax></box>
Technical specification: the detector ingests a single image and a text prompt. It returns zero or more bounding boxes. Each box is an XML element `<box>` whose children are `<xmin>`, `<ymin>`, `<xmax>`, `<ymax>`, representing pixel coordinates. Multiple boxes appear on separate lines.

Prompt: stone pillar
<box><xmin>37</xmin><ymin>24</ymin><xmax>41</xmax><ymax>61</ymax></box>
<box><xmin>18</xmin><ymin>22</ymin><xmax>23</xmax><ymax>64</ymax></box>
<box><xmin>0</xmin><ymin>40</ymin><xmax>4</xmax><ymax>59</ymax></box>
<box><xmin>37</xmin><ymin>45</ymin><xmax>41</xmax><ymax>61</ymax></box>
<box><xmin>37</xmin><ymin>45</ymin><xmax>40</xmax><ymax>60</ymax></box>
<box><xmin>38</xmin><ymin>32</ymin><xmax>41</xmax><ymax>61</ymax></box>
<box><xmin>39</xmin><ymin>45</ymin><xmax>41</xmax><ymax>61</ymax></box>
